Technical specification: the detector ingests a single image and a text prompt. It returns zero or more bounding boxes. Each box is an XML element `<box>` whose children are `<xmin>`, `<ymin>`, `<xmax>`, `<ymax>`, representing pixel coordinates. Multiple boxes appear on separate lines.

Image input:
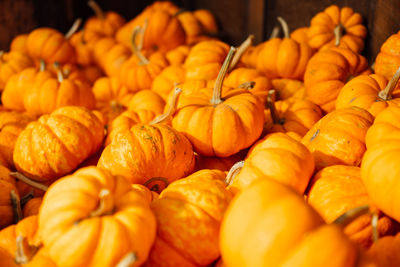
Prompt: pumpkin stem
<box><xmin>137</xmin><ymin>19</ymin><xmax>148</xmax><ymax>51</ymax></box>
<box><xmin>39</xmin><ymin>59</ymin><xmax>46</xmax><ymax>72</ymax></box>
<box><xmin>90</xmin><ymin>189</ymin><xmax>114</xmax><ymax>217</ymax></box>
<box><xmin>131</xmin><ymin>26</ymin><xmax>150</xmax><ymax>65</ymax></box>
<box><xmin>65</xmin><ymin>18</ymin><xmax>82</xmax><ymax>39</ymax></box>
<box><xmin>269</xmin><ymin>25</ymin><xmax>280</xmax><ymax>39</ymax></box>
<box><xmin>378</xmin><ymin>66</ymin><xmax>400</xmax><ymax>100</ymax></box>
<box><xmin>15</xmin><ymin>235</ymin><xmax>38</xmax><ymax>265</ymax></box>
<box><xmin>143</xmin><ymin>177</ymin><xmax>170</xmax><ymax>193</ymax></box>
<box><xmin>277</xmin><ymin>17</ymin><xmax>290</xmax><ymax>38</ymax></box>
<box><xmin>11</xmin><ymin>190</ymin><xmax>23</xmax><ymax>224</ymax></box>
<box><xmin>371</xmin><ymin>212</ymin><xmax>379</xmax><ymax>243</ymax></box>
<box><xmin>211</xmin><ymin>47</ymin><xmax>237</xmax><ymax>105</ymax></box>
<box><xmin>267</xmin><ymin>90</ymin><xmax>285</xmax><ymax>125</ymax></box>
<box><xmin>20</xmin><ymin>191</ymin><xmax>35</xmax><ymax>207</ymax></box>
<box><xmin>88</xmin><ymin>0</ymin><xmax>105</xmax><ymax>20</ymax></box>
<box><xmin>333</xmin><ymin>205</ymin><xmax>370</xmax><ymax>227</ymax></box>
<box><xmin>225</xmin><ymin>161</ymin><xmax>244</xmax><ymax>186</ymax></box>
<box><xmin>149</xmin><ymin>87</ymin><xmax>182</xmax><ymax>125</ymax></box>
<box><xmin>52</xmin><ymin>62</ymin><xmax>65</xmax><ymax>83</ymax></box>
<box><xmin>334</xmin><ymin>24</ymin><xmax>344</xmax><ymax>46</ymax></box>
<box><xmin>228</xmin><ymin>35</ymin><xmax>254</xmax><ymax>71</ymax></box>
<box><xmin>10</xmin><ymin>172</ymin><xmax>49</xmax><ymax>191</ymax></box>
<box><xmin>116</xmin><ymin>252</ymin><xmax>138</xmax><ymax>267</ymax></box>
<box><xmin>238</xmin><ymin>81</ymin><xmax>255</xmax><ymax>90</ymax></box>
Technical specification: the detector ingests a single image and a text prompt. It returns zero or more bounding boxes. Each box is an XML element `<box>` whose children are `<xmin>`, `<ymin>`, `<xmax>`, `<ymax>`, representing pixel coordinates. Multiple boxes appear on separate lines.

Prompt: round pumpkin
<box><xmin>375</xmin><ymin>30</ymin><xmax>400</xmax><ymax>81</ymax></box>
<box><xmin>151</xmin><ymin>65</ymin><xmax>186</xmax><ymax>100</ymax></box>
<box><xmin>0</xmin><ymin>51</ymin><xmax>34</xmax><ymax>91</ymax></box>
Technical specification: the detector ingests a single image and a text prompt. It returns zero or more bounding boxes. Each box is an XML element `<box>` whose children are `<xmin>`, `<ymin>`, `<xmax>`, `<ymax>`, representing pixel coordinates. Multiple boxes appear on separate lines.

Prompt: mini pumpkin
<box><xmin>151</xmin><ymin>65</ymin><xmax>186</xmax><ymax>100</ymax></box>
<box><xmin>0</xmin><ymin>51</ymin><xmax>34</xmax><ymax>91</ymax></box>
<box><xmin>374</xmin><ymin>30</ymin><xmax>400</xmax><ymax>80</ymax></box>
<box><xmin>10</xmin><ymin>34</ymin><xmax>28</xmax><ymax>54</ymax></box>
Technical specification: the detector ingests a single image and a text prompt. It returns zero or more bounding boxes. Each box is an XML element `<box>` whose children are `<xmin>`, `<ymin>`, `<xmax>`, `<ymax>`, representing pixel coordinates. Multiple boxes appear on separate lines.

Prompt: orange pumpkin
<box><xmin>308</xmin><ymin>165</ymin><xmax>396</xmax><ymax>248</ymax></box>
<box><xmin>38</xmin><ymin>166</ymin><xmax>156</xmax><ymax>267</ymax></box>
<box><xmin>304</xmin><ymin>46</ymin><xmax>370</xmax><ymax>112</ymax></box>
<box><xmin>358</xmin><ymin>233</ymin><xmax>400</xmax><ymax>267</ymax></box>
<box><xmin>0</xmin><ymin>51</ymin><xmax>34</xmax><ymax>90</ymax></box>
<box><xmin>193</xmin><ymin>9</ymin><xmax>219</xmax><ymax>35</ymax></box>
<box><xmin>10</xmin><ymin>34</ymin><xmax>28</xmax><ymax>54</ymax></box>
<box><xmin>302</xmin><ymin>107</ymin><xmax>374</xmax><ymax>171</ymax></box>
<box><xmin>151</xmin><ymin>65</ymin><xmax>186</xmax><ymax>100</ymax></box>
<box><xmin>228</xmin><ymin>132</ymin><xmax>314</xmax><ymax>195</ymax></box>
<box><xmin>374</xmin><ymin>30</ymin><xmax>400</xmax><ymax>80</ymax></box>
<box><xmin>256</xmin><ymin>17</ymin><xmax>314</xmax><ymax>80</ymax></box>
<box><xmin>146</xmin><ymin>169</ymin><xmax>232</xmax><ymax>266</ymax></box>
<box><xmin>220</xmin><ymin>178</ymin><xmax>357</xmax><ymax>267</ymax></box>
<box><xmin>290</xmin><ymin>27</ymin><xmax>309</xmax><ymax>44</ymax></box>
<box><xmin>13</xmin><ymin>106</ymin><xmax>105</xmax><ymax>182</ymax></box>
<box><xmin>126</xmin><ymin>89</ymin><xmax>165</xmax><ymax>114</ymax></box>
<box><xmin>307</xmin><ymin>5</ymin><xmax>367</xmax><ymax>53</ymax></box>
<box><xmin>336</xmin><ymin>69</ymin><xmax>400</xmax><ymax>116</ymax></box>
<box><xmin>194</xmin><ymin>151</ymin><xmax>247</xmax><ymax>172</ymax></box>
<box><xmin>165</xmin><ymin>45</ymin><xmax>190</xmax><ymax>66</ymax></box>
<box><xmin>22</xmin><ymin>197</ymin><xmax>42</xmax><ymax>218</ymax></box>
<box><xmin>173</xmin><ymin>47</ymin><xmax>265</xmax><ymax>157</ymax></box>
<box><xmin>0</xmin><ymin>168</ymin><xmax>19</xmax><ymax>229</ymax></box>
<box><xmin>69</xmin><ymin>30</ymin><xmax>102</xmax><ymax>66</ymax></box>
<box><xmin>271</xmin><ymin>78</ymin><xmax>306</xmax><ymax>100</ymax></box>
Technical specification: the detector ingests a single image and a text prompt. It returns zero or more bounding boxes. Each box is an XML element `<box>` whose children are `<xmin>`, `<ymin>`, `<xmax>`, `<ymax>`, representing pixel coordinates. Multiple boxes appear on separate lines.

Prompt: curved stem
<box><xmin>88</xmin><ymin>0</ymin><xmax>105</xmax><ymax>20</ymax></box>
<box><xmin>137</xmin><ymin>19</ymin><xmax>148</xmax><ymax>51</ymax></box>
<box><xmin>131</xmin><ymin>26</ymin><xmax>149</xmax><ymax>65</ymax></box>
<box><xmin>90</xmin><ymin>189</ymin><xmax>113</xmax><ymax>217</ymax></box>
<box><xmin>333</xmin><ymin>205</ymin><xmax>370</xmax><ymax>227</ymax></box>
<box><xmin>39</xmin><ymin>59</ymin><xmax>46</xmax><ymax>72</ymax></box>
<box><xmin>334</xmin><ymin>24</ymin><xmax>344</xmax><ymax>46</ymax></box>
<box><xmin>149</xmin><ymin>87</ymin><xmax>182</xmax><ymax>125</ymax></box>
<box><xmin>277</xmin><ymin>17</ymin><xmax>290</xmax><ymax>38</ymax></box>
<box><xmin>371</xmin><ymin>212</ymin><xmax>379</xmax><ymax>243</ymax></box>
<box><xmin>229</xmin><ymin>35</ymin><xmax>254</xmax><ymax>71</ymax></box>
<box><xmin>15</xmin><ymin>236</ymin><xmax>38</xmax><ymax>265</ymax></box>
<box><xmin>116</xmin><ymin>252</ymin><xmax>138</xmax><ymax>267</ymax></box>
<box><xmin>238</xmin><ymin>81</ymin><xmax>255</xmax><ymax>90</ymax></box>
<box><xmin>211</xmin><ymin>47</ymin><xmax>236</xmax><ymax>105</ymax></box>
<box><xmin>11</xmin><ymin>190</ymin><xmax>22</xmax><ymax>224</ymax></box>
<box><xmin>269</xmin><ymin>25</ymin><xmax>280</xmax><ymax>39</ymax></box>
<box><xmin>53</xmin><ymin>62</ymin><xmax>65</xmax><ymax>83</ymax></box>
<box><xmin>225</xmin><ymin>161</ymin><xmax>244</xmax><ymax>186</ymax></box>
<box><xmin>267</xmin><ymin>90</ymin><xmax>285</xmax><ymax>125</ymax></box>
<box><xmin>10</xmin><ymin>172</ymin><xmax>49</xmax><ymax>191</ymax></box>
<box><xmin>65</xmin><ymin>18</ymin><xmax>82</xmax><ymax>39</ymax></box>
<box><xmin>378</xmin><ymin>66</ymin><xmax>400</xmax><ymax>100</ymax></box>
<box><xmin>20</xmin><ymin>191</ymin><xmax>34</xmax><ymax>207</ymax></box>
<box><xmin>143</xmin><ymin>177</ymin><xmax>170</xmax><ymax>192</ymax></box>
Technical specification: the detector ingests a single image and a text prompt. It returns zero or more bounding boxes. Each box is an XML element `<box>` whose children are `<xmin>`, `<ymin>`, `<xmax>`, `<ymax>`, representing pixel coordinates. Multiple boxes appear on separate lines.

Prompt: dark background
<box><xmin>1</xmin><ymin>0</ymin><xmax>399</xmax><ymax>62</ymax></box>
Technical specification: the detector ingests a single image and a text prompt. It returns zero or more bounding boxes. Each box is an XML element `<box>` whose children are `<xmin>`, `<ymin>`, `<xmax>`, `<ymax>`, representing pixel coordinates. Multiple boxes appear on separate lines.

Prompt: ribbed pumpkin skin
<box><xmin>22</xmin><ymin>197</ymin><xmax>42</xmax><ymax>218</ymax></box>
<box><xmin>84</xmin><ymin>11</ymin><xmax>126</xmax><ymax>38</ymax></box>
<box><xmin>0</xmin><ymin>51</ymin><xmax>34</xmax><ymax>90</ymax></box>
<box><xmin>146</xmin><ymin>169</ymin><xmax>232</xmax><ymax>266</ymax></box>
<box><xmin>361</xmin><ymin>106</ymin><xmax>400</xmax><ymax>222</ymax></box>
<box><xmin>375</xmin><ymin>31</ymin><xmax>400</xmax><ymax>80</ymax></box>
<box><xmin>98</xmin><ymin>123</ymin><xmax>195</xmax><ymax>187</ymax></box>
<box><xmin>272</xmin><ymin>78</ymin><xmax>306</xmax><ymax>100</ymax></box>
<box><xmin>229</xmin><ymin>133</ymin><xmax>314</xmax><ymax>195</ymax></box>
<box><xmin>0</xmin><ymin>111</ymin><xmax>35</xmax><ymax>169</ymax></box>
<box><xmin>307</xmin><ymin>5</ymin><xmax>367</xmax><ymax>53</ymax></box>
<box><xmin>336</xmin><ymin>74</ymin><xmax>400</xmax><ymax>117</ymax></box>
<box><xmin>10</xmin><ymin>34</ymin><xmax>28</xmax><ymax>53</ymax></box>
<box><xmin>38</xmin><ymin>167</ymin><xmax>156</xmax><ymax>267</ymax></box>
<box><xmin>151</xmin><ymin>65</ymin><xmax>186</xmax><ymax>100</ymax></box>
<box><xmin>13</xmin><ymin>106</ymin><xmax>105</xmax><ymax>182</ymax></box>
<box><xmin>308</xmin><ymin>165</ymin><xmax>396</xmax><ymax>248</ymax></box>
<box><xmin>220</xmin><ymin>179</ymin><xmax>357</xmax><ymax>267</ymax></box>
<box><xmin>302</xmin><ymin>107</ymin><xmax>374</xmax><ymax>171</ymax></box>
<box><xmin>26</xmin><ymin>28</ymin><xmax>76</xmax><ymax>64</ymax></box>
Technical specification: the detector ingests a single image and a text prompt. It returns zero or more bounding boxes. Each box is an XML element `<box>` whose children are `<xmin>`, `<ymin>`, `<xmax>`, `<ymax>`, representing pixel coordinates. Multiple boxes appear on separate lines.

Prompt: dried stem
<box><xmin>229</xmin><ymin>35</ymin><xmax>254</xmax><ymax>71</ymax></box>
<box><xmin>39</xmin><ymin>59</ymin><xmax>46</xmax><ymax>72</ymax></box>
<box><xmin>131</xmin><ymin>26</ymin><xmax>149</xmax><ymax>65</ymax></box>
<box><xmin>211</xmin><ymin>47</ymin><xmax>236</xmax><ymax>105</ymax></box>
<box><xmin>65</xmin><ymin>18</ymin><xmax>82</xmax><ymax>39</ymax></box>
<box><xmin>15</xmin><ymin>236</ymin><xmax>38</xmax><ymax>264</ymax></box>
<box><xmin>269</xmin><ymin>25</ymin><xmax>280</xmax><ymax>39</ymax></box>
<box><xmin>149</xmin><ymin>87</ymin><xmax>182</xmax><ymax>125</ymax></box>
<box><xmin>225</xmin><ymin>161</ymin><xmax>244</xmax><ymax>186</ymax></box>
<box><xmin>90</xmin><ymin>189</ymin><xmax>113</xmax><ymax>217</ymax></box>
<box><xmin>143</xmin><ymin>177</ymin><xmax>170</xmax><ymax>192</ymax></box>
<box><xmin>116</xmin><ymin>252</ymin><xmax>138</xmax><ymax>267</ymax></box>
<box><xmin>371</xmin><ymin>212</ymin><xmax>379</xmax><ymax>243</ymax></box>
<box><xmin>334</xmin><ymin>24</ymin><xmax>344</xmax><ymax>46</ymax></box>
<box><xmin>10</xmin><ymin>172</ymin><xmax>49</xmax><ymax>191</ymax></box>
<box><xmin>238</xmin><ymin>81</ymin><xmax>255</xmax><ymax>90</ymax></box>
<box><xmin>11</xmin><ymin>190</ymin><xmax>23</xmax><ymax>223</ymax></box>
<box><xmin>333</xmin><ymin>205</ymin><xmax>370</xmax><ymax>227</ymax></box>
<box><xmin>88</xmin><ymin>0</ymin><xmax>105</xmax><ymax>20</ymax></box>
<box><xmin>378</xmin><ymin>66</ymin><xmax>400</xmax><ymax>100</ymax></box>
<box><xmin>267</xmin><ymin>90</ymin><xmax>285</xmax><ymax>125</ymax></box>
<box><xmin>277</xmin><ymin>17</ymin><xmax>290</xmax><ymax>38</ymax></box>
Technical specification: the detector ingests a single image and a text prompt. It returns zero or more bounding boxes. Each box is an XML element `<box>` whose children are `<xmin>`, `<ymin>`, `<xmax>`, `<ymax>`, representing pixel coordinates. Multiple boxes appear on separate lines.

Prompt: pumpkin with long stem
<box><xmin>336</xmin><ymin>66</ymin><xmax>400</xmax><ymax>116</ymax></box>
<box><xmin>307</xmin><ymin>5</ymin><xmax>367</xmax><ymax>53</ymax></box>
<box><xmin>98</xmin><ymin>88</ymin><xmax>195</xmax><ymax>191</ymax></box>
<box><xmin>0</xmin><ymin>51</ymin><xmax>34</xmax><ymax>91</ymax></box>
<box><xmin>146</xmin><ymin>169</ymin><xmax>232</xmax><ymax>266</ymax></box>
<box><xmin>173</xmin><ymin>47</ymin><xmax>265</xmax><ymax>157</ymax></box>
<box><xmin>13</xmin><ymin>106</ymin><xmax>105</xmax><ymax>182</ymax></box>
<box><xmin>37</xmin><ymin>166</ymin><xmax>156</xmax><ymax>267</ymax></box>
<box><xmin>256</xmin><ymin>16</ymin><xmax>314</xmax><ymax>80</ymax></box>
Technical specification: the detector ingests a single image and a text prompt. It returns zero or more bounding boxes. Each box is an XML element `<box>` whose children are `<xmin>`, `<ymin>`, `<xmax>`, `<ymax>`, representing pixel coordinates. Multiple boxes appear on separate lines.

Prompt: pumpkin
<box><xmin>302</xmin><ymin>107</ymin><xmax>374</xmax><ymax>171</ymax></box>
<box><xmin>22</xmin><ymin>64</ymin><xmax>96</xmax><ymax>116</ymax></box>
<box><xmin>37</xmin><ymin>166</ymin><xmax>156</xmax><ymax>267</ymax></box>
<box><xmin>120</xmin><ymin>27</ymin><xmax>169</xmax><ymax>92</ymax></box>
<box><xmin>0</xmin><ymin>111</ymin><xmax>35</xmax><ymax>169</ymax></box>
<box><xmin>10</xmin><ymin>34</ymin><xmax>28</xmax><ymax>54</ymax></box>
<box><xmin>0</xmin><ymin>51</ymin><xmax>34</xmax><ymax>90</ymax></box>
<box><xmin>22</xmin><ymin>197</ymin><xmax>42</xmax><ymax>218</ymax></box>
<box><xmin>304</xmin><ymin>46</ymin><xmax>370</xmax><ymax>112</ymax></box>
<box><xmin>173</xmin><ymin>47</ymin><xmax>265</xmax><ymax>157</ymax></box>
<box><xmin>307</xmin><ymin>5</ymin><xmax>367</xmax><ymax>53</ymax></box>
<box><xmin>184</xmin><ymin>39</ymin><xmax>229</xmax><ymax>80</ymax></box>
<box><xmin>220</xmin><ymin>178</ymin><xmax>357</xmax><ymax>267</ymax></box>
<box><xmin>98</xmin><ymin>88</ymin><xmax>195</xmax><ymax>190</ymax></box>
<box><xmin>240</xmin><ymin>42</ymin><xmax>266</xmax><ymax>69</ymax></box>
<box><xmin>336</xmin><ymin>68</ymin><xmax>400</xmax><ymax>116</ymax></box>
<box><xmin>256</xmin><ymin>17</ymin><xmax>314</xmax><ymax>80</ymax></box>
<box><xmin>228</xmin><ymin>132</ymin><xmax>314</xmax><ymax>195</ymax></box>
<box><xmin>85</xmin><ymin>0</ymin><xmax>126</xmax><ymax>37</ymax></box>
<box><xmin>151</xmin><ymin>65</ymin><xmax>186</xmax><ymax>100</ymax></box>
<box><xmin>194</xmin><ymin>150</ymin><xmax>247</xmax><ymax>172</ymax></box>
<box><xmin>165</xmin><ymin>45</ymin><xmax>190</xmax><ymax>65</ymax></box>
<box><xmin>13</xmin><ymin>106</ymin><xmax>105</xmax><ymax>182</ymax></box>
<box><xmin>69</xmin><ymin>30</ymin><xmax>102</xmax><ymax>67</ymax></box>
<box><xmin>146</xmin><ymin>169</ymin><xmax>232</xmax><ymax>266</ymax></box>
<box><xmin>374</xmin><ymin>30</ymin><xmax>400</xmax><ymax>80</ymax></box>
<box><xmin>193</xmin><ymin>9</ymin><xmax>219</xmax><ymax>35</ymax></box>
<box><xmin>0</xmin><ymin>168</ymin><xmax>20</xmax><ymax>229</ymax></box>
<box><xmin>358</xmin><ymin>233</ymin><xmax>400</xmax><ymax>267</ymax></box>
<box><xmin>361</xmin><ymin>106</ymin><xmax>400</xmax><ymax>222</ymax></box>
<box><xmin>290</xmin><ymin>26</ymin><xmax>309</xmax><ymax>44</ymax></box>
<box><xmin>264</xmin><ymin>90</ymin><xmax>323</xmax><ymax>137</ymax></box>
<box><xmin>271</xmin><ymin>78</ymin><xmax>306</xmax><ymax>100</ymax></box>
<box><xmin>126</xmin><ymin>89</ymin><xmax>165</xmax><ymax>114</ymax></box>
<box><xmin>176</xmin><ymin>10</ymin><xmax>205</xmax><ymax>45</ymax></box>
<box><xmin>307</xmin><ymin>165</ymin><xmax>397</xmax><ymax>248</ymax></box>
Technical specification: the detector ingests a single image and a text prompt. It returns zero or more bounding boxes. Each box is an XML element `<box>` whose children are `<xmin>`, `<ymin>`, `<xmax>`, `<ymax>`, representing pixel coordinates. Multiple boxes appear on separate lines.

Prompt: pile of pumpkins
<box><xmin>1</xmin><ymin>1</ymin><xmax>400</xmax><ymax>266</ymax></box>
